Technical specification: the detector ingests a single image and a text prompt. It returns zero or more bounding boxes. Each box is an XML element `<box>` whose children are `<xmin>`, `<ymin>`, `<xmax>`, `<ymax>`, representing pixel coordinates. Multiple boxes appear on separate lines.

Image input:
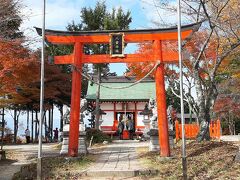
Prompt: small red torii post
<box><xmin>36</xmin><ymin>23</ymin><xmax>199</xmax><ymax>157</ymax></box>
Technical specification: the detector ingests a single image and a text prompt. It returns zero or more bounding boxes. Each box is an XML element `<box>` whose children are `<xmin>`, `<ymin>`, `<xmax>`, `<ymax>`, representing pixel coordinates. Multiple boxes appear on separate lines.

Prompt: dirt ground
<box><xmin>1</xmin><ymin>141</ymin><xmax>240</xmax><ymax>180</ymax></box>
<box><xmin>1</xmin><ymin>143</ymin><xmax>101</xmax><ymax>180</ymax></box>
<box><xmin>137</xmin><ymin>140</ymin><xmax>240</xmax><ymax>180</ymax></box>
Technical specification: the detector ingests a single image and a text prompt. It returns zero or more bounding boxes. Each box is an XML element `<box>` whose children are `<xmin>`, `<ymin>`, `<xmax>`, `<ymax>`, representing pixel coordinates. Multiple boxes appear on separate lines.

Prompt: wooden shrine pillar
<box><xmin>154</xmin><ymin>40</ymin><xmax>170</xmax><ymax>157</ymax></box>
<box><xmin>68</xmin><ymin>42</ymin><xmax>83</xmax><ymax>156</ymax></box>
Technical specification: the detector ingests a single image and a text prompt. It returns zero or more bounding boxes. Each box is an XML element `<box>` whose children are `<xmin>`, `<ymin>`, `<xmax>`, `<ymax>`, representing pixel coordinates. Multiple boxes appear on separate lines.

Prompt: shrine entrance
<box><xmin>36</xmin><ymin>23</ymin><xmax>199</xmax><ymax>157</ymax></box>
<box><xmin>115</xmin><ymin>111</ymin><xmax>136</xmax><ymax>140</ymax></box>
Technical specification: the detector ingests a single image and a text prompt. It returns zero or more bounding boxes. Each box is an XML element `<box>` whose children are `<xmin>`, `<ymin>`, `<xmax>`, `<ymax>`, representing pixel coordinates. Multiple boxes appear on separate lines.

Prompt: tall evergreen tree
<box><xmin>67</xmin><ymin>1</ymin><xmax>132</xmax><ymax>129</ymax></box>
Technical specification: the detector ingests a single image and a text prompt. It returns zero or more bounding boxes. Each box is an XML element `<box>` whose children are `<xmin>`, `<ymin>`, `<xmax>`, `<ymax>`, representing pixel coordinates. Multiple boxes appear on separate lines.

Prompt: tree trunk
<box><xmin>197</xmin><ymin>97</ymin><xmax>211</xmax><ymax>141</ymax></box>
<box><xmin>189</xmin><ymin>103</ymin><xmax>192</xmax><ymax>124</ymax></box>
<box><xmin>59</xmin><ymin>104</ymin><xmax>63</xmax><ymax>132</ymax></box>
<box><xmin>58</xmin><ymin>105</ymin><xmax>63</xmax><ymax>142</ymax></box>
<box><xmin>44</xmin><ymin>110</ymin><xmax>47</xmax><ymax>141</ymax></box>
<box><xmin>27</xmin><ymin>108</ymin><xmax>29</xmax><ymax>129</ymax></box>
<box><xmin>196</xmin><ymin>94</ymin><xmax>215</xmax><ymax>142</ymax></box>
<box><xmin>51</xmin><ymin>104</ymin><xmax>54</xmax><ymax>139</ymax></box>
<box><xmin>194</xmin><ymin>68</ymin><xmax>219</xmax><ymax>141</ymax></box>
<box><xmin>31</xmin><ymin>110</ymin><xmax>34</xmax><ymax>143</ymax></box>
<box><xmin>35</xmin><ymin>111</ymin><xmax>38</xmax><ymax>142</ymax></box>
<box><xmin>197</xmin><ymin>120</ymin><xmax>210</xmax><ymax>141</ymax></box>
<box><xmin>1</xmin><ymin>108</ymin><xmax>5</xmax><ymax>150</ymax></box>
<box><xmin>13</xmin><ymin>108</ymin><xmax>18</xmax><ymax>144</ymax></box>
<box><xmin>233</xmin><ymin>117</ymin><xmax>236</xmax><ymax>135</ymax></box>
<box><xmin>95</xmin><ymin>67</ymin><xmax>101</xmax><ymax>130</ymax></box>
<box><xmin>48</xmin><ymin>109</ymin><xmax>51</xmax><ymax>141</ymax></box>
<box><xmin>228</xmin><ymin>112</ymin><xmax>235</xmax><ymax>135</ymax></box>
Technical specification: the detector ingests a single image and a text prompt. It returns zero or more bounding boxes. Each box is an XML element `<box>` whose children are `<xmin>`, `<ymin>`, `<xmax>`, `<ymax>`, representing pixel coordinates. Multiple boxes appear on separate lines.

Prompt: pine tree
<box><xmin>67</xmin><ymin>1</ymin><xmax>132</xmax><ymax>129</ymax></box>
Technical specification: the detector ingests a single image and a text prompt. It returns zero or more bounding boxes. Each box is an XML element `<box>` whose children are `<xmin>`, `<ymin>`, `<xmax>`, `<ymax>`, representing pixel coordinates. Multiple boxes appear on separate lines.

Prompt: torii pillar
<box><xmin>154</xmin><ymin>40</ymin><xmax>170</xmax><ymax>156</ymax></box>
<box><xmin>68</xmin><ymin>42</ymin><xmax>83</xmax><ymax>156</ymax></box>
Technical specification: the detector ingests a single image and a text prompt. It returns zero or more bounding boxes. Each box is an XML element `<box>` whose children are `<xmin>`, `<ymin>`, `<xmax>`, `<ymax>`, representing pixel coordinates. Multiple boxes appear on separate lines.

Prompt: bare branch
<box><xmin>215</xmin><ymin>0</ymin><xmax>231</xmax><ymax>20</ymax></box>
<box><xmin>200</xmin><ymin>0</ymin><xmax>215</xmax><ymax>29</ymax></box>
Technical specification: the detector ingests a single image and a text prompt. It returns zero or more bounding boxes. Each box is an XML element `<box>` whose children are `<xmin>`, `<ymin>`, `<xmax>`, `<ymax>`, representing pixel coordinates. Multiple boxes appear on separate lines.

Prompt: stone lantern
<box><xmin>92</xmin><ymin>108</ymin><xmax>106</xmax><ymax>130</ymax></box>
<box><xmin>140</xmin><ymin>103</ymin><xmax>153</xmax><ymax>139</ymax></box>
<box><xmin>60</xmin><ymin>99</ymin><xmax>88</xmax><ymax>155</ymax></box>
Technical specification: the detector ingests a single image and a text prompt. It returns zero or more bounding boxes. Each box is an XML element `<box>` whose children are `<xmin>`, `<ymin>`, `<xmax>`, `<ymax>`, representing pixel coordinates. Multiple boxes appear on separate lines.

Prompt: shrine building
<box><xmin>86</xmin><ymin>76</ymin><xmax>155</xmax><ymax>134</ymax></box>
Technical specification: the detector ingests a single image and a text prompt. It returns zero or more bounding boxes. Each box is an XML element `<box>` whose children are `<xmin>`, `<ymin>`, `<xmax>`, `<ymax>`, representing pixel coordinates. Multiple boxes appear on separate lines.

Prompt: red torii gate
<box><xmin>36</xmin><ymin>23</ymin><xmax>199</xmax><ymax>157</ymax></box>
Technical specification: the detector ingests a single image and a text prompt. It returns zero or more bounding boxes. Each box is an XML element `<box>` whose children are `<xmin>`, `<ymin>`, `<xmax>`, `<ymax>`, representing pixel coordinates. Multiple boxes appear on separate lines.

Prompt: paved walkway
<box><xmin>86</xmin><ymin>140</ymin><xmax>151</xmax><ymax>178</ymax></box>
<box><xmin>0</xmin><ymin>141</ymin><xmax>153</xmax><ymax>179</ymax></box>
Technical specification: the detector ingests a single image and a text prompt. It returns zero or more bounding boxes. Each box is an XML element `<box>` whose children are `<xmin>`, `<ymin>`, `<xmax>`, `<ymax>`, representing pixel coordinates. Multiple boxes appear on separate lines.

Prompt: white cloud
<box><xmin>139</xmin><ymin>0</ymin><xmax>178</xmax><ymax>28</ymax></box>
<box><xmin>20</xmin><ymin>0</ymin><xmax>185</xmax><ymax>49</ymax></box>
<box><xmin>139</xmin><ymin>0</ymin><xmax>193</xmax><ymax>28</ymax></box>
<box><xmin>106</xmin><ymin>0</ymin><xmax>138</xmax><ymax>10</ymax></box>
<box><xmin>20</xmin><ymin>0</ymin><xmax>84</xmax><ymax>48</ymax></box>
<box><xmin>20</xmin><ymin>0</ymin><xmax>142</xmax><ymax>49</ymax></box>
<box><xmin>20</xmin><ymin>0</ymin><xmax>194</xmax><ymax>45</ymax></box>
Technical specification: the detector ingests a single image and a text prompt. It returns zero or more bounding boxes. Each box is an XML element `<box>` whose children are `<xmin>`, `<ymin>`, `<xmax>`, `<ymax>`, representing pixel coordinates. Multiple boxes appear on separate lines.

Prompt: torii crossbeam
<box><xmin>36</xmin><ymin>22</ymin><xmax>200</xmax><ymax>157</ymax></box>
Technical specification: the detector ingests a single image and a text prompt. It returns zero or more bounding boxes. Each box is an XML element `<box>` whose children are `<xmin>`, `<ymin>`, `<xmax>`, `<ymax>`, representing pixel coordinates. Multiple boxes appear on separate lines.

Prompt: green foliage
<box><xmin>80</xmin><ymin>2</ymin><xmax>131</xmax><ymax>31</ymax></box>
<box><xmin>166</xmin><ymin>87</ymin><xmax>181</xmax><ymax>113</ymax></box>
<box><xmin>68</xmin><ymin>1</ymin><xmax>132</xmax><ymax>74</ymax></box>
<box><xmin>166</xmin><ymin>87</ymin><xmax>189</xmax><ymax>113</ymax></box>
<box><xmin>220</xmin><ymin>117</ymin><xmax>240</xmax><ymax>135</ymax></box>
<box><xmin>220</xmin><ymin>120</ymin><xmax>229</xmax><ymax>135</ymax></box>
<box><xmin>235</xmin><ymin>119</ymin><xmax>240</xmax><ymax>134</ymax></box>
<box><xmin>86</xmin><ymin>128</ymin><xmax>111</xmax><ymax>144</ymax></box>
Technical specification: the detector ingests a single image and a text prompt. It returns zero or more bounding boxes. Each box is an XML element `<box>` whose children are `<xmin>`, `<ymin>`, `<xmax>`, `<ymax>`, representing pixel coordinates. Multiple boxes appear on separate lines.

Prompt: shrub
<box><xmin>86</xmin><ymin>128</ymin><xmax>111</xmax><ymax>144</ymax></box>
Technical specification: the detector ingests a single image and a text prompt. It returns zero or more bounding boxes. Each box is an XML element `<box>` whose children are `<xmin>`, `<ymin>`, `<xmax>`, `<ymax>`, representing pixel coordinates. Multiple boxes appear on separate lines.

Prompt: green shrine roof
<box><xmin>86</xmin><ymin>76</ymin><xmax>156</xmax><ymax>101</ymax></box>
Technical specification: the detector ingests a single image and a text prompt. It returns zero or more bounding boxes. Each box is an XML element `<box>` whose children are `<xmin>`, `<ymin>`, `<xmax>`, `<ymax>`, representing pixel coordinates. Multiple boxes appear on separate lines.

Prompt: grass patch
<box><xmin>42</xmin><ymin>155</ymin><xmax>95</xmax><ymax>179</ymax></box>
<box><xmin>51</xmin><ymin>143</ymin><xmax>62</xmax><ymax>150</ymax></box>
<box><xmin>13</xmin><ymin>154</ymin><xmax>97</xmax><ymax>179</ymax></box>
<box><xmin>137</xmin><ymin>141</ymin><xmax>240</xmax><ymax>180</ymax></box>
<box><xmin>86</xmin><ymin>128</ymin><xmax>112</xmax><ymax>145</ymax></box>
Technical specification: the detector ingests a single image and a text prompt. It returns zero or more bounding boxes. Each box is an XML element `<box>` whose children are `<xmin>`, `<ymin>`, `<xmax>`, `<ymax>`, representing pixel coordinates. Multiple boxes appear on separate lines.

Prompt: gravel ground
<box><xmin>0</xmin><ymin>143</ymin><xmax>60</xmax><ymax>180</ymax></box>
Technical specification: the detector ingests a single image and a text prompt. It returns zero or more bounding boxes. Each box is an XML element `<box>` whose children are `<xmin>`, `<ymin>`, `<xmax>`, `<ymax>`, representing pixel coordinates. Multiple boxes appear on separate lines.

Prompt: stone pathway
<box><xmin>0</xmin><ymin>141</ymin><xmax>154</xmax><ymax>179</ymax></box>
<box><xmin>86</xmin><ymin>140</ymin><xmax>153</xmax><ymax>178</ymax></box>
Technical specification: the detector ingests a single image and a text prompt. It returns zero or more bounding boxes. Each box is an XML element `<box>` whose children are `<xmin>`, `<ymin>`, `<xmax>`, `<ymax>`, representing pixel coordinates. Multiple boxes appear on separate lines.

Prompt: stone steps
<box><xmin>84</xmin><ymin>169</ymin><xmax>158</xmax><ymax>177</ymax></box>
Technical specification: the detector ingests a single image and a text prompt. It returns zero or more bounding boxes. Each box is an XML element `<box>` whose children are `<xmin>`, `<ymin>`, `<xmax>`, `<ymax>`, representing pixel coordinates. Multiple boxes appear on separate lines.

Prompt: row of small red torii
<box><xmin>37</xmin><ymin>23</ymin><xmax>200</xmax><ymax>157</ymax></box>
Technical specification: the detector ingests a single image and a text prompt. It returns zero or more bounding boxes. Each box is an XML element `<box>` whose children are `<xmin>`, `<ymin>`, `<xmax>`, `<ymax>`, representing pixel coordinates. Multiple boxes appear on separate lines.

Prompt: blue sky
<box><xmin>20</xmin><ymin>0</ymin><xmax>180</xmax><ymax>75</ymax></box>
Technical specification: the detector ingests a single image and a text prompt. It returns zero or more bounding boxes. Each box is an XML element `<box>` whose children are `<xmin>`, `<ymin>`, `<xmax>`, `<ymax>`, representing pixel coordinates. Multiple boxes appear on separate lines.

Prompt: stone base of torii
<box><xmin>60</xmin><ymin>124</ymin><xmax>88</xmax><ymax>155</ymax></box>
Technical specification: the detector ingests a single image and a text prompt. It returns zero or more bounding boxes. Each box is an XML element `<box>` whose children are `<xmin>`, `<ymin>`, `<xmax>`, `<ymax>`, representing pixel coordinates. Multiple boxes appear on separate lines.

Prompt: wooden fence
<box><xmin>175</xmin><ymin>119</ymin><xmax>221</xmax><ymax>140</ymax></box>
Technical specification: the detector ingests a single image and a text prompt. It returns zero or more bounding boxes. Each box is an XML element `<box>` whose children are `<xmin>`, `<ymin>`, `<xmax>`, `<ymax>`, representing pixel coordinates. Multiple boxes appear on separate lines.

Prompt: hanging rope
<box><xmin>72</xmin><ymin>61</ymin><xmax>160</xmax><ymax>90</ymax></box>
